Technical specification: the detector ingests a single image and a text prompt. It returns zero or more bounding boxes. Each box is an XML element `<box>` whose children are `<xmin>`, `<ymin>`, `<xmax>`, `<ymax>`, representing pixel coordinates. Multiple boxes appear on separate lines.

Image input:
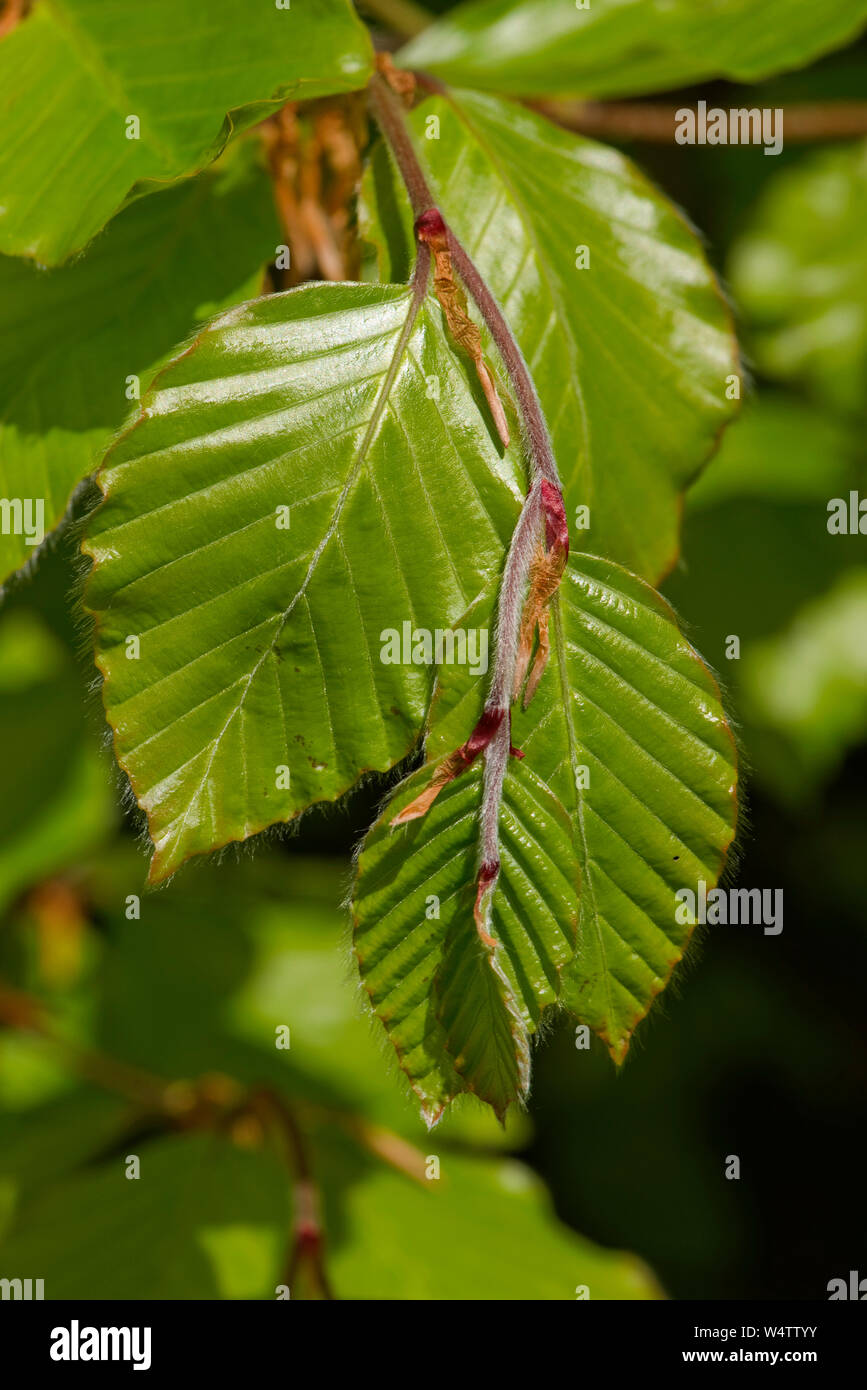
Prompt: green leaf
<box><xmin>321</xmin><ymin>1142</ymin><xmax>664</xmax><ymax>1300</ymax></box>
<box><xmin>547</xmin><ymin>562</ymin><xmax>737</xmax><ymax>1050</ymax></box>
<box><xmin>88</xmin><ymin>848</ymin><xmax>528</xmax><ymax>1150</ymax></box>
<box><xmin>0</xmin><ymin>145</ymin><xmax>280</xmax><ymax>584</ymax></box>
<box><xmin>353</xmin><ymin>759</ymin><xmax>577</xmax><ymax>1122</ymax></box>
<box><xmin>354</xmin><ymin>553</ymin><xmax>737</xmax><ymax>1119</ymax></box>
<box><xmin>663</xmin><ymin>392</ymin><xmax>863</xmax><ymax>806</ymax></box>
<box><xmin>363</xmin><ymin>90</ymin><xmax>739</xmax><ymax>582</ymax></box>
<box><xmin>664</xmin><ymin>395</ymin><xmax>860</xmax><ymax>662</ymax></box>
<box><xmin>84</xmin><ymin>282</ymin><xmax>524</xmax><ymax>883</ymax></box>
<box><xmin>398</xmin><ymin>0</ymin><xmax>867</xmax><ymax>98</ymax></box>
<box><xmin>0</xmin><ymin>0</ymin><xmax>372</xmax><ymax>264</ymax></box>
<box><xmin>0</xmin><ymin>1132</ymin><xmax>290</xmax><ymax>1298</ymax></box>
<box><xmin>740</xmin><ymin>570</ymin><xmax>867</xmax><ymax>803</ymax></box>
<box><xmin>0</xmin><ymin>611</ymin><xmax>113</xmax><ymax>914</ymax></box>
<box><xmin>0</xmin><ymin>1090</ymin><xmax>133</xmax><ymax>1220</ymax></box>
<box><xmin>684</xmin><ymin>392</ymin><xmax>858</xmax><ymax>512</ymax></box>
<box><xmin>728</xmin><ymin>139</ymin><xmax>867</xmax><ymax>416</ymax></box>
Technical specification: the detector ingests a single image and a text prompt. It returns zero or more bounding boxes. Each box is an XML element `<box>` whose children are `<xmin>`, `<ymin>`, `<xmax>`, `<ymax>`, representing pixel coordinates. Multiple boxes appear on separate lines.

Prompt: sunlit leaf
<box><xmin>84</xmin><ymin>282</ymin><xmax>524</xmax><ymax>882</ymax></box>
<box><xmin>322</xmin><ymin>1141</ymin><xmax>664</xmax><ymax>1300</ymax></box>
<box><xmin>399</xmin><ymin>0</ymin><xmax>867</xmax><ymax>98</ymax></box>
<box><xmin>0</xmin><ymin>0</ymin><xmax>372</xmax><ymax>263</ymax></box>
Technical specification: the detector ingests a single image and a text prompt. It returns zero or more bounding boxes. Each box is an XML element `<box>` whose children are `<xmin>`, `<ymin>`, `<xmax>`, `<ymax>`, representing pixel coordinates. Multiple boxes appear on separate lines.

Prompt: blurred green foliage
<box><xmin>0</xmin><ymin>805</ymin><xmax>661</xmax><ymax>1298</ymax></box>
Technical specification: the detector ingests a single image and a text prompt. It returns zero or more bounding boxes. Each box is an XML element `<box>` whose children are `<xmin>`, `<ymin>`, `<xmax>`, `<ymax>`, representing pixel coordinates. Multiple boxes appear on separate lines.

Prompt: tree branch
<box><xmin>360</xmin><ymin>0</ymin><xmax>431</xmax><ymax>40</ymax></box>
<box><xmin>533</xmin><ymin>98</ymin><xmax>867</xmax><ymax>143</ymax></box>
<box><xmin>247</xmin><ymin>1088</ymin><xmax>334</xmax><ymax>1300</ymax></box>
<box><xmin>0</xmin><ymin>979</ymin><xmax>178</xmax><ymax>1112</ymax></box>
<box><xmin>368</xmin><ymin>71</ymin><xmax>435</xmax><ymax>215</ymax></box>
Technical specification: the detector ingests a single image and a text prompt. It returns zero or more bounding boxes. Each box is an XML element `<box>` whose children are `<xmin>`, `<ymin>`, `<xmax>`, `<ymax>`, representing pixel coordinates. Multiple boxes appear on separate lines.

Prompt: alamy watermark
<box><xmin>380</xmin><ymin>621</ymin><xmax>488</xmax><ymax>675</ymax></box>
<box><xmin>828</xmin><ymin>1270</ymin><xmax>867</xmax><ymax>1299</ymax></box>
<box><xmin>676</xmin><ymin>101</ymin><xmax>784</xmax><ymax>156</ymax></box>
<box><xmin>50</xmin><ymin>1320</ymin><xmax>151</xmax><ymax>1370</ymax></box>
<box><xmin>676</xmin><ymin>880</ymin><xmax>783</xmax><ymax>935</ymax></box>
<box><xmin>0</xmin><ymin>1276</ymin><xmax>44</xmax><ymax>1299</ymax></box>
<box><xmin>0</xmin><ymin>498</ymin><xmax>44</xmax><ymax>547</ymax></box>
<box><xmin>827</xmin><ymin>491</ymin><xmax>867</xmax><ymax>534</ymax></box>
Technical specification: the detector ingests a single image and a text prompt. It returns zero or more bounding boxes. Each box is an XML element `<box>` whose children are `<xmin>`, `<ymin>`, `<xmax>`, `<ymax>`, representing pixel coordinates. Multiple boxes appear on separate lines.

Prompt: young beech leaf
<box><xmin>398</xmin><ymin>0</ymin><xmax>867</xmax><ymax>99</ymax></box>
<box><xmin>362</xmin><ymin>91</ymin><xmax>740</xmax><ymax>585</ymax></box>
<box><xmin>84</xmin><ymin>282</ymin><xmax>525</xmax><ymax>885</ymax></box>
<box><xmin>353</xmin><ymin>756</ymin><xmax>578</xmax><ymax>1124</ymax></box>
<box><xmin>352</xmin><ymin>554</ymin><xmax>737</xmax><ymax>1121</ymax></box>
<box><xmin>0</xmin><ymin>0</ymin><xmax>373</xmax><ymax>264</ymax></box>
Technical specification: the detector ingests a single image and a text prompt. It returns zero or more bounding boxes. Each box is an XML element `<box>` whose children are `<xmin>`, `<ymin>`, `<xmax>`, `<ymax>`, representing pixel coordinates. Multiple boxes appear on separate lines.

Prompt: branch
<box><xmin>0</xmin><ymin>978</ymin><xmax>337</xmax><ymax>1297</ymax></box>
<box><xmin>446</xmin><ymin>231</ymin><xmax>560</xmax><ymax>492</ymax></box>
<box><xmin>359</xmin><ymin>0</ymin><xmax>432</xmax><ymax>40</ymax></box>
<box><xmin>368</xmin><ymin>73</ymin><xmax>561</xmax><ymax>490</ymax></box>
<box><xmin>247</xmin><ymin>1088</ymin><xmax>334</xmax><ymax>1301</ymax></box>
<box><xmin>533</xmin><ymin>98</ymin><xmax>867</xmax><ymax>143</ymax></box>
<box><xmin>0</xmin><ymin>979</ymin><xmax>177</xmax><ymax>1112</ymax></box>
<box><xmin>368</xmin><ymin>71</ymin><xmax>435</xmax><ymax>215</ymax></box>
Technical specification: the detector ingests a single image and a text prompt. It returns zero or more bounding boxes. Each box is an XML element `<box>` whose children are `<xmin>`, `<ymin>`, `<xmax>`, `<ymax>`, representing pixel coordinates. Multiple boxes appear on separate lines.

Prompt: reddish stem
<box><xmin>368</xmin><ymin>73</ymin><xmax>570</xmax><ymax>947</ymax></box>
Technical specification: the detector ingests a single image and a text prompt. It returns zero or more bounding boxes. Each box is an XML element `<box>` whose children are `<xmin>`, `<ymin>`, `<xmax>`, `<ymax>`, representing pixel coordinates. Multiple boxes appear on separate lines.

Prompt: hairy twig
<box><xmin>368</xmin><ymin>71</ymin><xmax>435</xmax><ymax>215</ymax></box>
<box><xmin>367</xmin><ymin>74</ymin><xmax>570</xmax><ymax>959</ymax></box>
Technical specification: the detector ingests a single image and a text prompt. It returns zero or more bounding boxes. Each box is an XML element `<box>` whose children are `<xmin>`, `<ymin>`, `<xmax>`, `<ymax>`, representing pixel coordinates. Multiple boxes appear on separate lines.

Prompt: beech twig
<box><xmin>367</xmin><ymin>72</ymin><xmax>570</xmax><ymax>981</ymax></box>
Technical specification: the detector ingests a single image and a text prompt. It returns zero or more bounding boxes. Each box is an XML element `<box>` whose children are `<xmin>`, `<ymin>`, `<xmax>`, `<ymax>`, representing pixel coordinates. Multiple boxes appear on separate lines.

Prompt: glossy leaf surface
<box><xmin>399</xmin><ymin>0</ymin><xmax>867</xmax><ymax>98</ymax></box>
<box><xmin>85</xmin><ymin>282</ymin><xmax>523</xmax><ymax>882</ymax></box>
<box><xmin>353</xmin><ymin>553</ymin><xmax>738</xmax><ymax>1118</ymax></box>
<box><xmin>0</xmin><ymin>0</ymin><xmax>372</xmax><ymax>262</ymax></box>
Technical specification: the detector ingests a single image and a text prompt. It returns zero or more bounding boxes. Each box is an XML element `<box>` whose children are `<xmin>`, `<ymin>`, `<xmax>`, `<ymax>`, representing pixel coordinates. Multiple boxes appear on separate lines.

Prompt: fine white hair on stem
<box><xmin>487</xmin><ymin>481</ymin><xmax>543</xmax><ymax>711</ymax></box>
<box><xmin>369</xmin><ymin>72</ymin><xmax>568</xmax><ymax>947</ymax></box>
